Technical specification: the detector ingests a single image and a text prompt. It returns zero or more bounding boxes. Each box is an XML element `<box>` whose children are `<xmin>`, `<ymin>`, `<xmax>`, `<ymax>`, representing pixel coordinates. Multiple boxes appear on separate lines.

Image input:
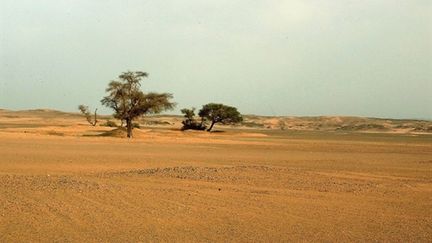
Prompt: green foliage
<box><xmin>180</xmin><ymin>107</ymin><xmax>206</xmax><ymax>131</ymax></box>
<box><xmin>181</xmin><ymin>108</ymin><xmax>195</xmax><ymax>120</ymax></box>
<box><xmin>78</xmin><ymin>105</ymin><xmax>98</xmax><ymax>126</ymax></box>
<box><xmin>198</xmin><ymin>103</ymin><xmax>242</xmax><ymax>132</ymax></box>
<box><xmin>101</xmin><ymin>71</ymin><xmax>176</xmax><ymax>138</ymax></box>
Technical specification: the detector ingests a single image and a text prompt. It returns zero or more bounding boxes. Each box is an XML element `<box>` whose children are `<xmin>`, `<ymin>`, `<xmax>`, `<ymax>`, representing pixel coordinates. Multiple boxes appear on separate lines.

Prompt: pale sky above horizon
<box><xmin>1</xmin><ymin>0</ymin><xmax>431</xmax><ymax>119</ymax></box>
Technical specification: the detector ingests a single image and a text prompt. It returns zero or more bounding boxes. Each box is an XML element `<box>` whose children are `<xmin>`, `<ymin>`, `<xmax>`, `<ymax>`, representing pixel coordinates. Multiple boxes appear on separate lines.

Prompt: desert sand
<box><xmin>0</xmin><ymin>109</ymin><xmax>431</xmax><ymax>242</ymax></box>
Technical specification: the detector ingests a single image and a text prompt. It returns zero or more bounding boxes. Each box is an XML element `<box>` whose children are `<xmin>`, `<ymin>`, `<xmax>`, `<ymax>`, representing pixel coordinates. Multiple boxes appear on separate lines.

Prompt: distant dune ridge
<box><xmin>243</xmin><ymin>115</ymin><xmax>432</xmax><ymax>133</ymax></box>
<box><xmin>0</xmin><ymin>108</ymin><xmax>430</xmax><ymax>135</ymax></box>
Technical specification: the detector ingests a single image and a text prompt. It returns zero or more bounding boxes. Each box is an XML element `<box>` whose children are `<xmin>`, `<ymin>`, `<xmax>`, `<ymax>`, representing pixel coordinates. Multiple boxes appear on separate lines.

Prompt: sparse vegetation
<box><xmin>198</xmin><ymin>103</ymin><xmax>243</xmax><ymax>132</ymax></box>
<box><xmin>101</xmin><ymin>120</ymin><xmax>118</xmax><ymax>127</ymax></box>
<box><xmin>78</xmin><ymin>105</ymin><xmax>98</xmax><ymax>126</ymax></box>
<box><xmin>143</xmin><ymin>120</ymin><xmax>172</xmax><ymax>126</ymax></box>
<box><xmin>242</xmin><ymin>121</ymin><xmax>265</xmax><ymax>128</ymax></box>
<box><xmin>101</xmin><ymin>71</ymin><xmax>176</xmax><ymax>138</ymax></box>
<box><xmin>181</xmin><ymin>108</ymin><xmax>206</xmax><ymax>131</ymax></box>
<box><xmin>337</xmin><ymin>123</ymin><xmax>388</xmax><ymax>131</ymax></box>
<box><xmin>278</xmin><ymin>119</ymin><xmax>287</xmax><ymax>130</ymax></box>
<box><xmin>1</xmin><ymin>109</ymin><xmax>432</xmax><ymax>242</ymax></box>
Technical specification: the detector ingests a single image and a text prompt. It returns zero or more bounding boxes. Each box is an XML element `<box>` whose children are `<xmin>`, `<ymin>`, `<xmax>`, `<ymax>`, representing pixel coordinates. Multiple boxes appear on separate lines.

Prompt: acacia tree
<box><xmin>198</xmin><ymin>103</ymin><xmax>243</xmax><ymax>132</ymax></box>
<box><xmin>101</xmin><ymin>71</ymin><xmax>175</xmax><ymax>138</ymax></box>
<box><xmin>78</xmin><ymin>105</ymin><xmax>98</xmax><ymax>126</ymax></box>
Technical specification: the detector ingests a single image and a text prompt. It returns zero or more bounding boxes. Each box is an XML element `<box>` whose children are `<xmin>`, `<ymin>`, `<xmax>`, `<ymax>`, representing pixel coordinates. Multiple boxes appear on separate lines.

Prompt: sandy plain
<box><xmin>0</xmin><ymin>109</ymin><xmax>431</xmax><ymax>242</ymax></box>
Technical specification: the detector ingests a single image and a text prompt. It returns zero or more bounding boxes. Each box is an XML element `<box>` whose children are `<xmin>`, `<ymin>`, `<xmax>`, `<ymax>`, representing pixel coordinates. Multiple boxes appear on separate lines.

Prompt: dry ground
<box><xmin>0</xmin><ymin>110</ymin><xmax>431</xmax><ymax>242</ymax></box>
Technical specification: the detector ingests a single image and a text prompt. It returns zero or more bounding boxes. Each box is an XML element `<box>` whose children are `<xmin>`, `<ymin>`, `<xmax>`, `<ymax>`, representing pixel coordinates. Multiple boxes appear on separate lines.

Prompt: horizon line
<box><xmin>1</xmin><ymin>107</ymin><xmax>430</xmax><ymax>122</ymax></box>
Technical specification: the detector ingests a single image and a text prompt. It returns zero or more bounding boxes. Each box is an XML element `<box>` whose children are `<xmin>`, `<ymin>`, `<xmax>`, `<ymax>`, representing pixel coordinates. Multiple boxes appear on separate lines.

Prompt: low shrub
<box><xmin>101</xmin><ymin>120</ymin><xmax>118</xmax><ymax>127</ymax></box>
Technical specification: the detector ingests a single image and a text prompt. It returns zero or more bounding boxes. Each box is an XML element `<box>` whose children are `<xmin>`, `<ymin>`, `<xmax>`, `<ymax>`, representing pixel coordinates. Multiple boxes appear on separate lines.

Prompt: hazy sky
<box><xmin>1</xmin><ymin>0</ymin><xmax>431</xmax><ymax>118</ymax></box>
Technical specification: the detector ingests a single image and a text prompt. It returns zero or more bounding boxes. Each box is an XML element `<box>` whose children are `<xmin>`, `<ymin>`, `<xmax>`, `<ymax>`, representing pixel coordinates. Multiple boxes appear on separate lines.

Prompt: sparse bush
<box><xmin>278</xmin><ymin>120</ymin><xmax>287</xmax><ymax>130</ymax></box>
<box><xmin>101</xmin><ymin>120</ymin><xmax>118</xmax><ymax>127</ymax></box>
<box><xmin>133</xmin><ymin>123</ymin><xmax>141</xmax><ymax>129</ymax></box>
<box><xmin>78</xmin><ymin>105</ymin><xmax>98</xmax><ymax>126</ymax></box>
<box><xmin>143</xmin><ymin>120</ymin><xmax>172</xmax><ymax>126</ymax></box>
<box><xmin>181</xmin><ymin>108</ymin><xmax>206</xmax><ymax>131</ymax></box>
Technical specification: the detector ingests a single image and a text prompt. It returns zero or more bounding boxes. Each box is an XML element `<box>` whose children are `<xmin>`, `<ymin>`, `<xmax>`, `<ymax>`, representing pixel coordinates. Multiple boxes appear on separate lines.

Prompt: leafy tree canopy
<box><xmin>198</xmin><ymin>103</ymin><xmax>242</xmax><ymax>132</ymax></box>
<box><xmin>101</xmin><ymin>71</ymin><xmax>175</xmax><ymax>138</ymax></box>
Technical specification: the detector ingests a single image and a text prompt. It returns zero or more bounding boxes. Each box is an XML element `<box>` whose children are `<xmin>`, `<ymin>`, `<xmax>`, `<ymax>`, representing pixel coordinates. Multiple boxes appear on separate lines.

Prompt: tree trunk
<box><xmin>126</xmin><ymin>118</ymin><xmax>133</xmax><ymax>138</ymax></box>
<box><xmin>92</xmin><ymin>109</ymin><xmax>98</xmax><ymax>126</ymax></box>
<box><xmin>207</xmin><ymin>121</ymin><xmax>216</xmax><ymax>132</ymax></box>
